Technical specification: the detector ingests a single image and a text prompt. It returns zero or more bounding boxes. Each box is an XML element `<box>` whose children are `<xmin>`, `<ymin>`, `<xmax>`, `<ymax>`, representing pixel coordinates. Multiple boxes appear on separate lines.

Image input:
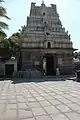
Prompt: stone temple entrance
<box><xmin>43</xmin><ymin>54</ymin><xmax>56</xmax><ymax>75</ymax></box>
<box><xmin>21</xmin><ymin>2</ymin><xmax>74</xmax><ymax>76</ymax></box>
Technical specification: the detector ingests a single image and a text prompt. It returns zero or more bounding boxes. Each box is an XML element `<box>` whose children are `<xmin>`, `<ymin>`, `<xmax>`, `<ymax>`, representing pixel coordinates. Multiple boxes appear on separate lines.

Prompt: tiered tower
<box><xmin>21</xmin><ymin>2</ymin><xmax>74</xmax><ymax>75</ymax></box>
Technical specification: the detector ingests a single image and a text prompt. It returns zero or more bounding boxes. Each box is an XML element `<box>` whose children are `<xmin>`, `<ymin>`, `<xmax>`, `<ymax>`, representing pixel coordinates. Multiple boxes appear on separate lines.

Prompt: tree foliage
<box><xmin>0</xmin><ymin>0</ymin><xmax>10</xmax><ymax>35</ymax></box>
<box><xmin>0</xmin><ymin>1</ymin><xmax>23</xmax><ymax>61</ymax></box>
<box><xmin>0</xmin><ymin>33</ymin><xmax>20</xmax><ymax>60</ymax></box>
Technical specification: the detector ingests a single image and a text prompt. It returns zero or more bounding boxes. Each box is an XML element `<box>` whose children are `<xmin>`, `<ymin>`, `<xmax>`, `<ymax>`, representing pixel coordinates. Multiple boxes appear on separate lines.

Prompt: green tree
<box><xmin>9</xmin><ymin>38</ymin><xmax>20</xmax><ymax>57</ymax></box>
<box><xmin>9</xmin><ymin>31</ymin><xmax>22</xmax><ymax>70</ymax></box>
<box><xmin>9</xmin><ymin>32</ymin><xmax>21</xmax><ymax>56</ymax></box>
<box><xmin>0</xmin><ymin>0</ymin><xmax>10</xmax><ymax>34</ymax></box>
<box><xmin>0</xmin><ymin>38</ymin><xmax>12</xmax><ymax>60</ymax></box>
<box><xmin>0</xmin><ymin>37</ymin><xmax>20</xmax><ymax>60</ymax></box>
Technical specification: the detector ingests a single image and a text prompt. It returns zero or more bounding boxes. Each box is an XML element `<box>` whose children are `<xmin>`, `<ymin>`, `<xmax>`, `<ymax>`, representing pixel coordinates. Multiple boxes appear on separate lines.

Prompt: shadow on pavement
<box><xmin>0</xmin><ymin>77</ymin><xmax>13</xmax><ymax>81</ymax></box>
<box><xmin>11</xmin><ymin>77</ymin><xmax>66</xmax><ymax>84</ymax></box>
<box><xmin>0</xmin><ymin>75</ymin><xmax>76</xmax><ymax>84</ymax></box>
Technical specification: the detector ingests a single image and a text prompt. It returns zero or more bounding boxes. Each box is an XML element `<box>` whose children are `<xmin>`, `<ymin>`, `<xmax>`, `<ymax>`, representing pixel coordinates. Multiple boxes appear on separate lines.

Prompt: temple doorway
<box><xmin>43</xmin><ymin>54</ymin><xmax>56</xmax><ymax>75</ymax></box>
<box><xmin>5</xmin><ymin>64</ymin><xmax>14</xmax><ymax>76</ymax></box>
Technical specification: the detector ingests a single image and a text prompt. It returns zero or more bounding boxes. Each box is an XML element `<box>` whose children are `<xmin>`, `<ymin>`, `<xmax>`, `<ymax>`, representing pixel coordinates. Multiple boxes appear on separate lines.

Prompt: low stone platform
<box><xmin>13</xmin><ymin>70</ymin><xmax>42</xmax><ymax>79</ymax></box>
<box><xmin>0</xmin><ymin>79</ymin><xmax>80</xmax><ymax>120</ymax></box>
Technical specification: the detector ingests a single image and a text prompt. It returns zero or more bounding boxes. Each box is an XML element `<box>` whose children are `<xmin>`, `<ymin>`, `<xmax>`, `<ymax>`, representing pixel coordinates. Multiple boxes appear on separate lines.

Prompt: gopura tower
<box><xmin>21</xmin><ymin>2</ymin><xmax>73</xmax><ymax>75</ymax></box>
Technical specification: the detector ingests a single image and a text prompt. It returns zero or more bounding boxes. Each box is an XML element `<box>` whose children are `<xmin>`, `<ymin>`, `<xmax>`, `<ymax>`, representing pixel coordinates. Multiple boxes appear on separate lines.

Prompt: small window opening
<box><xmin>44</xmin><ymin>21</ymin><xmax>46</xmax><ymax>24</ymax></box>
<box><xmin>46</xmin><ymin>32</ymin><xmax>50</xmax><ymax>35</ymax></box>
<box><xmin>43</xmin><ymin>12</ymin><xmax>45</xmax><ymax>15</ymax></box>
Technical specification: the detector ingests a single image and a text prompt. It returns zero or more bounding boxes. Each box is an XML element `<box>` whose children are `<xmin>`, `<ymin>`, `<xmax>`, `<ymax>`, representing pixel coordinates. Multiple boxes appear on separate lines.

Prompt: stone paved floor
<box><xmin>0</xmin><ymin>79</ymin><xmax>80</xmax><ymax>120</ymax></box>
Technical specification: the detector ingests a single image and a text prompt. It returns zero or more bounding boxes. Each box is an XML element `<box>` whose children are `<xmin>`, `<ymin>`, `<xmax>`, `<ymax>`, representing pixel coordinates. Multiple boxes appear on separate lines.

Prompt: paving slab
<box><xmin>50</xmin><ymin>113</ymin><xmax>69</xmax><ymax>120</ymax></box>
<box><xmin>44</xmin><ymin>105</ymin><xmax>60</xmax><ymax>114</ymax></box>
<box><xmin>0</xmin><ymin>79</ymin><xmax>80</xmax><ymax>119</ymax></box>
<box><xmin>36</xmin><ymin>115</ymin><xmax>52</xmax><ymax>120</ymax></box>
<box><xmin>31</xmin><ymin>107</ymin><xmax>46</xmax><ymax>116</ymax></box>
<box><xmin>19</xmin><ymin>109</ymin><xmax>33</xmax><ymax>119</ymax></box>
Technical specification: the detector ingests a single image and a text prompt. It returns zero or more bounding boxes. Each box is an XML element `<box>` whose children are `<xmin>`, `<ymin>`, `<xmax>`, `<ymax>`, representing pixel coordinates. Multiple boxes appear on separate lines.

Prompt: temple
<box><xmin>21</xmin><ymin>2</ymin><xmax>74</xmax><ymax>75</ymax></box>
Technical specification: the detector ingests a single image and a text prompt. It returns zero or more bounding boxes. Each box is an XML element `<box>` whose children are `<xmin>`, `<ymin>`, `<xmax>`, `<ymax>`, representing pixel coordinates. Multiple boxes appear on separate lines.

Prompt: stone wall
<box><xmin>22</xmin><ymin>49</ymin><xmax>42</xmax><ymax>71</ymax></box>
<box><xmin>21</xmin><ymin>2</ymin><xmax>74</xmax><ymax>75</ymax></box>
<box><xmin>22</xmin><ymin>48</ymin><xmax>74</xmax><ymax>75</ymax></box>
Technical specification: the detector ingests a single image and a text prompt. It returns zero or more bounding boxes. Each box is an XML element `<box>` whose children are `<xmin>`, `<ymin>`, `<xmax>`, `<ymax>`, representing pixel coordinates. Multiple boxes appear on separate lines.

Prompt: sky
<box><xmin>2</xmin><ymin>0</ymin><xmax>80</xmax><ymax>50</ymax></box>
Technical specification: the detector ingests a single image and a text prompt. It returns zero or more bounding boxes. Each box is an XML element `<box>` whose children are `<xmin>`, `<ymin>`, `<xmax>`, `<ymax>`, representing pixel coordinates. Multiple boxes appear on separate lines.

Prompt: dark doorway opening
<box><xmin>43</xmin><ymin>12</ymin><xmax>45</xmax><ymax>16</ymax></box>
<box><xmin>5</xmin><ymin>64</ymin><xmax>14</xmax><ymax>77</ymax></box>
<box><xmin>47</xmin><ymin>42</ymin><xmax>51</xmax><ymax>48</ymax></box>
<box><xmin>45</xmin><ymin>54</ymin><xmax>56</xmax><ymax>75</ymax></box>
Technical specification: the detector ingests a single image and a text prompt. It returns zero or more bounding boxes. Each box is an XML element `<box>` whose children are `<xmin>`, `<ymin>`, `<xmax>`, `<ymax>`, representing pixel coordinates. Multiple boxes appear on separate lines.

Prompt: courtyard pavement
<box><xmin>0</xmin><ymin>79</ymin><xmax>80</xmax><ymax>120</ymax></box>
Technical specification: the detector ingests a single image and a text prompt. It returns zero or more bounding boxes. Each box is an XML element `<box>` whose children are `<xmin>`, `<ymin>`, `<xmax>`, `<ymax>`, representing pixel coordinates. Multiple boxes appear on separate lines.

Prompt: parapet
<box><xmin>31</xmin><ymin>2</ymin><xmax>36</xmax><ymax>7</ymax></box>
<box><xmin>50</xmin><ymin>4</ymin><xmax>56</xmax><ymax>10</ymax></box>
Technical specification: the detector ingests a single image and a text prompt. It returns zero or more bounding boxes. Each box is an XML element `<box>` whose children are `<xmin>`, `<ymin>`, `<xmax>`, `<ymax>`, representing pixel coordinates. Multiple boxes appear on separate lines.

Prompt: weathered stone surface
<box><xmin>22</xmin><ymin>118</ymin><xmax>35</xmax><ymax>120</ymax></box>
<box><xmin>40</xmin><ymin>100</ymin><xmax>51</xmax><ymax>107</ymax></box>
<box><xmin>50</xmin><ymin>113</ymin><xmax>69</xmax><ymax>120</ymax></box>
<box><xmin>28</xmin><ymin>102</ymin><xmax>41</xmax><ymax>108</ymax></box>
<box><xmin>44</xmin><ymin>106</ymin><xmax>60</xmax><ymax>114</ymax></box>
<box><xmin>0</xmin><ymin>79</ymin><xmax>80</xmax><ymax>120</ymax></box>
<box><xmin>48</xmin><ymin>99</ymin><xmax>61</xmax><ymax>105</ymax></box>
<box><xmin>36</xmin><ymin>115</ymin><xmax>52</xmax><ymax>120</ymax></box>
<box><xmin>65</xmin><ymin>112</ymin><xmax>80</xmax><ymax>120</ymax></box>
<box><xmin>21</xmin><ymin>2</ymin><xmax>73</xmax><ymax>75</ymax></box>
<box><xmin>19</xmin><ymin>110</ymin><xmax>33</xmax><ymax>119</ymax></box>
<box><xmin>56</xmin><ymin>104</ymin><xmax>72</xmax><ymax>113</ymax></box>
<box><xmin>32</xmin><ymin>107</ymin><xmax>46</xmax><ymax>116</ymax></box>
<box><xmin>35</xmin><ymin>96</ymin><xmax>45</xmax><ymax>101</ymax></box>
<box><xmin>7</xmin><ymin>104</ymin><xmax>17</xmax><ymax>109</ymax></box>
<box><xmin>4</xmin><ymin>109</ymin><xmax>17</xmax><ymax>119</ymax></box>
<box><xmin>18</xmin><ymin>103</ymin><xmax>28</xmax><ymax>109</ymax></box>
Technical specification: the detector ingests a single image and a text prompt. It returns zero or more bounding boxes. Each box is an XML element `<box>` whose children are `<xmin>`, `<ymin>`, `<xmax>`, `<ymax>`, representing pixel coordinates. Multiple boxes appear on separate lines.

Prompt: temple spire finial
<box><xmin>41</xmin><ymin>0</ymin><xmax>45</xmax><ymax>6</ymax></box>
<box><xmin>42</xmin><ymin>0</ymin><xmax>44</xmax><ymax>4</ymax></box>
